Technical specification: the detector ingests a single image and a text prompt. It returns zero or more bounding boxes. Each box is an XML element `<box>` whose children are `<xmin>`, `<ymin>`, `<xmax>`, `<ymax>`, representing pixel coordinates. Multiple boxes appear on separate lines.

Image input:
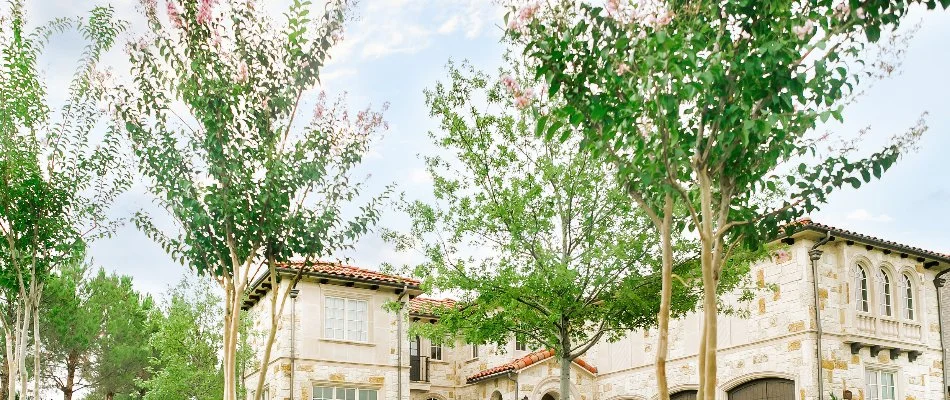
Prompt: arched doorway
<box><xmin>491</xmin><ymin>391</ymin><xmax>503</xmax><ymax>400</ymax></box>
<box><xmin>541</xmin><ymin>392</ymin><xmax>558</xmax><ymax>400</ymax></box>
<box><xmin>670</xmin><ymin>390</ymin><xmax>697</xmax><ymax>400</ymax></box>
<box><xmin>727</xmin><ymin>378</ymin><xmax>794</xmax><ymax>400</ymax></box>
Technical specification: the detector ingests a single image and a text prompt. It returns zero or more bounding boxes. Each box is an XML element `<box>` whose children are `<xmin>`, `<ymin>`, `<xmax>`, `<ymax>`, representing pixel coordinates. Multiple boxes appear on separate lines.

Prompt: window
<box><xmin>902</xmin><ymin>274</ymin><xmax>915</xmax><ymax>320</ymax></box>
<box><xmin>515</xmin><ymin>339</ymin><xmax>526</xmax><ymax>351</ymax></box>
<box><xmin>431</xmin><ymin>342</ymin><xmax>442</xmax><ymax>360</ymax></box>
<box><xmin>855</xmin><ymin>266</ymin><xmax>869</xmax><ymax>312</ymax></box>
<box><xmin>866</xmin><ymin>369</ymin><xmax>896</xmax><ymax>400</ymax></box>
<box><xmin>263</xmin><ymin>387</ymin><xmax>270</xmax><ymax>400</ymax></box>
<box><xmin>471</xmin><ymin>344</ymin><xmax>479</xmax><ymax>358</ymax></box>
<box><xmin>325</xmin><ymin>297</ymin><xmax>368</xmax><ymax>341</ymax></box>
<box><xmin>313</xmin><ymin>386</ymin><xmax>377</xmax><ymax>400</ymax></box>
<box><xmin>879</xmin><ymin>269</ymin><xmax>892</xmax><ymax>316</ymax></box>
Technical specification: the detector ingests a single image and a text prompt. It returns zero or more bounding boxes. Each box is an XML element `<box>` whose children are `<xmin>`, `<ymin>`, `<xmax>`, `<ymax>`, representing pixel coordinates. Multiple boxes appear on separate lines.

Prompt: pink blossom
<box><xmin>856</xmin><ymin>7</ymin><xmax>865</xmax><ymax>19</ymax></box>
<box><xmin>501</xmin><ymin>74</ymin><xmax>519</xmax><ymax>92</ymax></box>
<box><xmin>211</xmin><ymin>28</ymin><xmax>222</xmax><ymax>47</ymax></box>
<box><xmin>605</xmin><ymin>0</ymin><xmax>620</xmax><ymax>17</ymax></box>
<box><xmin>833</xmin><ymin>2</ymin><xmax>851</xmax><ymax>21</ymax></box>
<box><xmin>792</xmin><ymin>20</ymin><xmax>814</xmax><ymax>40</ymax></box>
<box><xmin>197</xmin><ymin>0</ymin><xmax>214</xmax><ymax>25</ymax></box>
<box><xmin>514</xmin><ymin>95</ymin><xmax>531</xmax><ymax>109</ymax></box>
<box><xmin>236</xmin><ymin>61</ymin><xmax>249</xmax><ymax>83</ymax></box>
<box><xmin>772</xmin><ymin>249</ymin><xmax>792</xmax><ymax>263</ymax></box>
<box><xmin>616</xmin><ymin>63</ymin><xmax>631</xmax><ymax>75</ymax></box>
<box><xmin>508</xmin><ymin>2</ymin><xmax>540</xmax><ymax>33</ymax></box>
<box><xmin>166</xmin><ymin>1</ymin><xmax>182</xmax><ymax>28</ymax></box>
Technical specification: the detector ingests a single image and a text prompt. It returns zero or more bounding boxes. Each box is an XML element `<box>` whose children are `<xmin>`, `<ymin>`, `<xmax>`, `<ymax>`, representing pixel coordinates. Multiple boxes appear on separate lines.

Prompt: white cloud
<box><xmin>409</xmin><ymin>167</ymin><xmax>432</xmax><ymax>185</ymax></box>
<box><xmin>438</xmin><ymin>15</ymin><xmax>461</xmax><ymax>34</ymax></box>
<box><xmin>847</xmin><ymin>209</ymin><xmax>895</xmax><ymax>223</ymax></box>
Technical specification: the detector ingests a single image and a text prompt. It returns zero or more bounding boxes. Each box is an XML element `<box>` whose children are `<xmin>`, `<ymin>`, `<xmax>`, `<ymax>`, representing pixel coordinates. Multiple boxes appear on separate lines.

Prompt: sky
<box><xmin>23</xmin><ymin>0</ymin><xmax>950</xmax><ymax>298</ymax></box>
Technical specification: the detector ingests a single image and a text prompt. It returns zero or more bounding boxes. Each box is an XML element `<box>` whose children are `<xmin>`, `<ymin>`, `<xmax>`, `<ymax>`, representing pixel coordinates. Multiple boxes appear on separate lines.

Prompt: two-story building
<box><xmin>243</xmin><ymin>219</ymin><xmax>950</xmax><ymax>400</ymax></box>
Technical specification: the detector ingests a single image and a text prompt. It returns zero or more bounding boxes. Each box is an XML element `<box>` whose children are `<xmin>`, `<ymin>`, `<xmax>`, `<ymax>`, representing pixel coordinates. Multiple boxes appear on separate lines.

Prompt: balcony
<box><xmin>854</xmin><ymin>313</ymin><xmax>920</xmax><ymax>340</ymax></box>
<box><xmin>410</xmin><ymin>355</ymin><xmax>430</xmax><ymax>383</ymax></box>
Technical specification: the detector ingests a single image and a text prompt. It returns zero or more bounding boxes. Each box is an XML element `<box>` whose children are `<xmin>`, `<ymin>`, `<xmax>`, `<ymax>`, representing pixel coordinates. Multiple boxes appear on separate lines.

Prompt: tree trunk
<box><xmin>222</xmin><ymin>273</ymin><xmax>241</xmax><ymax>400</ymax></box>
<box><xmin>696</xmin><ymin>172</ymin><xmax>718</xmax><ymax>400</ymax></box>
<box><xmin>655</xmin><ymin>195</ymin><xmax>674</xmax><ymax>400</ymax></box>
<box><xmin>32</xmin><ymin>301</ymin><xmax>40</xmax><ymax>400</ymax></box>
<box><xmin>62</xmin><ymin>351</ymin><xmax>77</xmax><ymax>400</ymax></box>
<box><xmin>559</xmin><ymin>355</ymin><xmax>571</xmax><ymax>400</ymax></box>
<box><xmin>106</xmin><ymin>391</ymin><xmax>115</xmax><ymax>400</ymax></box>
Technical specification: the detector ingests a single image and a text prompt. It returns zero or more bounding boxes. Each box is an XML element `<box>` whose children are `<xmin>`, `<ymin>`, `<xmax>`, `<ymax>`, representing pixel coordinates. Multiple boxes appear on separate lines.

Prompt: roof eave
<box><xmin>784</xmin><ymin>226</ymin><xmax>950</xmax><ymax>267</ymax></box>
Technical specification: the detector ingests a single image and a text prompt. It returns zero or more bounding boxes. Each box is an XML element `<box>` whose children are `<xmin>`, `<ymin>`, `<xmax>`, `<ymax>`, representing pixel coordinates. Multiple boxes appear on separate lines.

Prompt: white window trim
<box><xmin>430</xmin><ymin>340</ymin><xmax>443</xmax><ymax>361</ymax></box>
<box><xmin>855</xmin><ymin>265</ymin><xmax>871</xmax><ymax>313</ymax></box>
<box><xmin>323</xmin><ymin>295</ymin><xmax>370</xmax><ymax>343</ymax></box>
<box><xmin>311</xmin><ymin>384</ymin><xmax>380</xmax><ymax>400</ymax></box>
<box><xmin>865</xmin><ymin>366</ymin><xmax>899</xmax><ymax>400</ymax></box>
<box><xmin>471</xmin><ymin>344</ymin><xmax>479</xmax><ymax>359</ymax></box>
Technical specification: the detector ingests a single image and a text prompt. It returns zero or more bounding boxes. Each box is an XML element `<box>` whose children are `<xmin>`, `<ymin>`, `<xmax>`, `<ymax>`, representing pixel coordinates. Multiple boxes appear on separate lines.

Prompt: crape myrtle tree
<box><xmin>111</xmin><ymin>1</ymin><xmax>390</xmax><ymax>399</ymax></box>
<box><xmin>0</xmin><ymin>3</ymin><xmax>129</xmax><ymax>400</ymax></box>
<box><xmin>386</xmin><ymin>62</ymin><xmax>752</xmax><ymax>400</ymax></box>
<box><xmin>510</xmin><ymin>0</ymin><xmax>941</xmax><ymax>398</ymax></box>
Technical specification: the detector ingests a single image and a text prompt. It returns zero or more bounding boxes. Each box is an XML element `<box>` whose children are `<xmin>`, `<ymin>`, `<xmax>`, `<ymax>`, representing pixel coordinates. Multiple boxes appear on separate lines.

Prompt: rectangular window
<box><xmin>472</xmin><ymin>344</ymin><xmax>479</xmax><ymax>358</ymax></box>
<box><xmin>431</xmin><ymin>342</ymin><xmax>442</xmax><ymax>360</ymax></box>
<box><xmin>263</xmin><ymin>387</ymin><xmax>270</xmax><ymax>400</ymax></box>
<box><xmin>866</xmin><ymin>369</ymin><xmax>896</xmax><ymax>400</ymax></box>
<box><xmin>325</xmin><ymin>297</ymin><xmax>368</xmax><ymax>341</ymax></box>
<box><xmin>516</xmin><ymin>339</ymin><xmax>526</xmax><ymax>351</ymax></box>
<box><xmin>312</xmin><ymin>386</ymin><xmax>377</xmax><ymax>400</ymax></box>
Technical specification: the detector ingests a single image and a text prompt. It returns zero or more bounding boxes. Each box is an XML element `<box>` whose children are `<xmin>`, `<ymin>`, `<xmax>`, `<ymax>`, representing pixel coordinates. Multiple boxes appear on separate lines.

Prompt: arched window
<box><xmin>855</xmin><ymin>266</ymin><xmax>869</xmax><ymax>312</ymax></box>
<box><xmin>901</xmin><ymin>273</ymin><xmax>915</xmax><ymax>320</ymax></box>
<box><xmin>879</xmin><ymin>269</ymin><xmax>892</xmax><ymax>316</ymax></box>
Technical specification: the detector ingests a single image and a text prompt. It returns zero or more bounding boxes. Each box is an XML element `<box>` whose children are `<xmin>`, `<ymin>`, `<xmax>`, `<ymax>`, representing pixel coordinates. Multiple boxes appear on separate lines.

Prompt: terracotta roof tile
<box><xmin>408</xmin><ymin>297</ymin><xmax>457</xmax><ymax>315</ymax></box>
<box><xmin>791</xmin><ymin>218</ymin><xmax>950</xmax><ymax>263</ymax></box>
<box><xmin>280</xmin><ymin>260</ymin><xmax>421</xmax><ymax>286</ymax></box>
<box><xmin>466</xmin><ymin>349</ymin><xmax>597</xmax><ymax>383</ymax></box>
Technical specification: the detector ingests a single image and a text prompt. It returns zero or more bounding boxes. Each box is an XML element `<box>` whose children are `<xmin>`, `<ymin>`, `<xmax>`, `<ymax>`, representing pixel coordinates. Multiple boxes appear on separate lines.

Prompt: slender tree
<box><xmin>40</xmin><ymin>259</ymin><xmax>99</xmax><ymax>400</ymax></box>
<box><xmin>111</xmin><ymin>1</ymin><xmax>390</xmax><ymax>399</ymax></box>
<box><xmin>0</xmin><ymin>3</ymin><xmax>128</xmax><ymax>399</ymax></box>
<box><xmin>388</xmin><ymin>62</ymin><xmax>751</xmax><ymax>400</ymax></box>
<box><xmin>141</xmin><ymin>277</ymin><xmax>225</xmax><ymax>400</ymax></box>
<box><xmin>511</xmin><ymin>0</ymin><xmax>941</xmax><ymax>397</ymax></box>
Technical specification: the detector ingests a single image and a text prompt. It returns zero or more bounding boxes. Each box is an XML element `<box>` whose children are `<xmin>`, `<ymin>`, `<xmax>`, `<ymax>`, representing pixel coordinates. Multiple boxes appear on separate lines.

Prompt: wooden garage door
<box><xmin>670</xmin><ymin>390</ymin><xmax>697</xmax><ymax>400</ymax></box>
<box><xmin>727</xmin><ymin>378</ymin><xmax>794</xmax><ymax>400</ymax></box>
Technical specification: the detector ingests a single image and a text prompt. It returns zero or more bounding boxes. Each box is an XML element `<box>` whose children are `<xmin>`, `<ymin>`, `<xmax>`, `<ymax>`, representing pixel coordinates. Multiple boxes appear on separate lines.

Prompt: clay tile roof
<box><xmin>790</xmin><ymin>218</ymin><xmax>950</xmax><ymax>264</ymax></box>
<box><xmin>281</xmin><ymin>260</ymin><xmax>421</xmax><ymax>286</ymax></box>
<box><xmin>408</xmin><ymin>297</ymin><xmax>457</xmax><ymax>316</ymax></box>
<box><xmin>466</xmin><ymin>349</ymin><xmax>597</xmax><ymax>384</ymax></box>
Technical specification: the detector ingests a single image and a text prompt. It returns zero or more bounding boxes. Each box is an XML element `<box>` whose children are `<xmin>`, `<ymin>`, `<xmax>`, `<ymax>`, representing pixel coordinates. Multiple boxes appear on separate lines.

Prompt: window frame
<box><xmin>901</xmin><ymin>273</ymin><xmax>915</xmax><ymax>321</ymax></box>
<box><xmin>312</xmin><ymin>385</ymin><xmax>378</xmax><ymax>400</ymax></box>
<box><xmin>879</xmin><ymin>268</ymin><xmax>893</xmax><ymax>317</ymax></box>
<box><xmin>855</xmin><ymin>265</ymin><xmax>870</xmax><ymax>313</ymax></box>
<box><xmin>865</xmin><ymin>368</ymin><xmax>897</xmax><ymax>400</ymax></box>
<box><xmin>324</xmin><ymin>296</ymin><xmax>370</xmax><ymax>342</ymax></box>
<box><xmin>515</xmin><ymin>339</ymin><xmax>526</xmax><ymax>352</ymax></box>
<box><xmin>430</xmin><ymin>341</ymin><xmax>442</xmax><ymax>361</ymax></box>
<box><xmin>471</xmin><ymin>344</ymin><xmax>479</xmax><ymax>359</ymax></box>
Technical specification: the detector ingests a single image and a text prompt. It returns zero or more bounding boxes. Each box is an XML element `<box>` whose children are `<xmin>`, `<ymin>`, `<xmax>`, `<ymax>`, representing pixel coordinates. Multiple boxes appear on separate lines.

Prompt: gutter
<box><xmin>504</xmin><ymin>371</ymin><xmax>519</xmax><ymax>400</ymax></box>
<box><xmin>808</xmin><ymin>232</ymin><xmax>832</xmax><ymax>400</ymax></box>
<box><xmin>935</xmin><ymin>268</ymin><xmax>950</xmax><ymax>400</ymax></box>
<box><xmin>396</xmin><ymin>283</ymin><xmax>409</xmax><ymax>400</ymax></box>
<box><xmin>290</xmin><ymin>288</ymin><xmax>299</xmax><ymax>400</ymax></box>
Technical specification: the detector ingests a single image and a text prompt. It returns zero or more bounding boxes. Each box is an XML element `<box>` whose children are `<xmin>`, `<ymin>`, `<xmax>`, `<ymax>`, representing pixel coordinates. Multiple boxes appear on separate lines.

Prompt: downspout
<box><xmin>809</xmin><ymin>232</ymin><xmax>832</xmax><ymax>400</ymax></box>
<box><xmin>934</xmin><ymin>268</ymin><xmax>950</xmax><ymax>400</ymax></box>
<box><xmin>290</xmin><ymin>288</ymin><xmax>299</xmax><ymax>400</ymax></box>
<box><xmin>396</xmin><ymin>283</ymin><xmax>409</xmax><ymax>400</ymax></box>
<box><xmin>505</xmin><ymin>371</ymin><xmax>519</xmax><ymax>400</ymax></box>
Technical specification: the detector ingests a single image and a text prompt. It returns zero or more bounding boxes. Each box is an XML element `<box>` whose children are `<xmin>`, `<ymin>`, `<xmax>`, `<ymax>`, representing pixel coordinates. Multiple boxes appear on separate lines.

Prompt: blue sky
<box><xmin>26</xmin><ymin>1</ymin><xmax>950</xmax><ymax>296</ymax></box>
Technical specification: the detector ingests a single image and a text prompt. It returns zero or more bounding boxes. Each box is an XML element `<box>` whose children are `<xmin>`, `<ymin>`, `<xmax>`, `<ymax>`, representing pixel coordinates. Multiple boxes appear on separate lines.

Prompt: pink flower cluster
<box><xmin>606</xmin><ymin>0</ymin><xmax>673</xmax><ymax>30</ymax></box>
<box><xmin>507</xmin><ymin>2</ymin><xmax>540</xmax><ymax>33</ymax></box>
<box><xmin>166</xmin><ymin>1</ymin><xmax>182</xmax><ymax>28</ymax></box>
<box><xmin>771</xmin><ymin>249</ymin><xmax>792</xmax><ymax>264</ymax></box>
<box><xmin>792</xmin><ymin>20</ymin><xmax>814</xmax><ymax>40</ymax></box>
<box><xmin>236</xmin><ymin>61</ymin><xmax>249</xmax><ymax>83</ymax></box>
<box><xmin>500</xmin><ymin>74</ymin><xmax>534</xmax><ymax>110</ymax></box>
<box><xmin>197</xmin><ymin>0</ymin><xmax>215</xmax><ymax>25</ymax></box>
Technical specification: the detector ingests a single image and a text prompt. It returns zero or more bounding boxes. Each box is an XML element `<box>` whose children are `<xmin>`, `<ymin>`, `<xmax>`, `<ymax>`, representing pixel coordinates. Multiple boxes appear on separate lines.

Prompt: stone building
<box><xmin>242</xmin><ymin>220</ymin><xmax>950</xmax><ymax>400</ymax></box>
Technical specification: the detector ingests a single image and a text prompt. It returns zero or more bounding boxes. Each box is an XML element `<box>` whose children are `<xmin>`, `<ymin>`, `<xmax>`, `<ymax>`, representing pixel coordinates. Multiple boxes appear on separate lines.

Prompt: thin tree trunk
<box><xmin>62</xmin><ymin>351</ymin><xmax>77</xmax><ymax>400</ymax></box>
<box><xmin>32</xmin><ymin>298</ymin><xmax>40</xmax><ymax>400</ymax></box>
<box><xmin>655</xmin><ymin>195</ymin><xmax>674</xmax><ymax>400</ymax></box>
<box><xmin>696</xmin><ymin>171</ymin><xmax>718</xmax><ymax>400</ymax></box>
<box><xmin>4</xmin><ymin>323</ymin><xmax>16</xmax><ymax>400</ymax></box>
<box><xmin>559</xmin><ymin>355</ymin><xmax>571</xmax><ymax>400</ymax></box>
<box><xmin>222</xmin><ymin>273</ymin><xmax>240</xmax><ymax>400</ymax></box>
<box><xmin>106</xmin><ymin>391</ymin><xmax>115</xmax><ymax>400</ymax></box>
